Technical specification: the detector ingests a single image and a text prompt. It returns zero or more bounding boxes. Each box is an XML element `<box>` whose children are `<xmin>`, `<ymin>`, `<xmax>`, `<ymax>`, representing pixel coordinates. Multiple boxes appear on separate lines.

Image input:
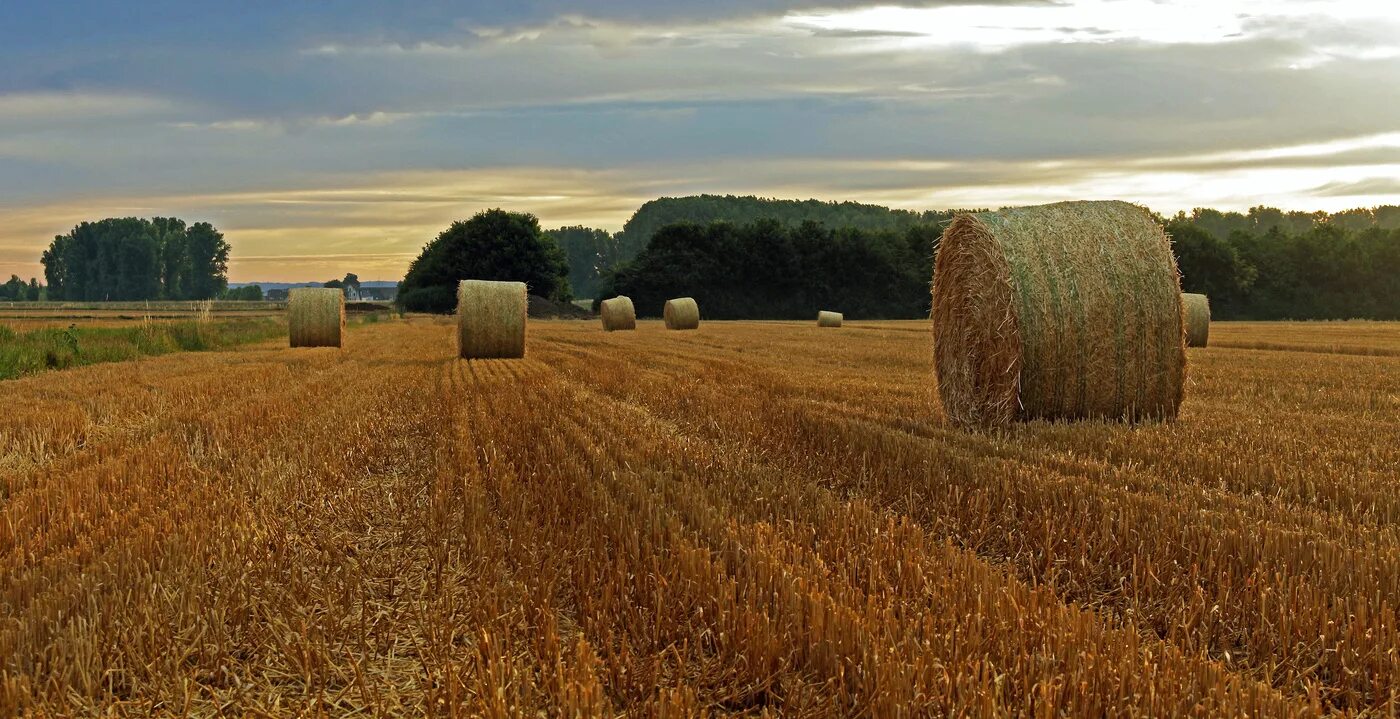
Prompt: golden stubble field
<box><xmin>1</xmin><ymin>318</ymin><xmax>1397</xmax><ymax>716</ymax></box>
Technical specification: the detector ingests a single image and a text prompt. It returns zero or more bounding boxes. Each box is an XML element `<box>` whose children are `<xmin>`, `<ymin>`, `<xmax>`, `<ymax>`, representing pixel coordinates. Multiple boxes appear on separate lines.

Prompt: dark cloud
<box><xmin>1312</xmin><ymin>177</ymin><xmax>1400</xmax><ymax>197</ymax></box>
<box><xmin>800</xmin><ymin>28</ymin><xmax>929</xmax><ymax>38</ymax></box>
<box><xmin>0</xmin><ymin>1</ymin><xmax>1396</xmax><ymax>219</ymax></box>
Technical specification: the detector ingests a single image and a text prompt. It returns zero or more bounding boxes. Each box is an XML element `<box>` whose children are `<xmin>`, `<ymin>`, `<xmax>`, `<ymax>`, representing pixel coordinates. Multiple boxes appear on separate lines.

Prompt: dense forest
<box><xmin>1167</xmin><ymin>208</ymin><xmax>1400</xmax><ymax>320</ymax></box>
<box><xmin>606</xmin><ymin>219</ymin><xmax>941</xmax><ymax>319</ymax></box>
<box><xmin>593</xmin><ymin>196</ymin><xmax>1400</xmax><ymax>320</ymax></box>
<box><xmin>40</xmin><ymin>217</ymin><xmax>231</xmax><ymax>301</ymax></box>
<box><xmin>555</xmin><ymin>195</ymin><xmax>961</xmax><ymax>301</ymax></box>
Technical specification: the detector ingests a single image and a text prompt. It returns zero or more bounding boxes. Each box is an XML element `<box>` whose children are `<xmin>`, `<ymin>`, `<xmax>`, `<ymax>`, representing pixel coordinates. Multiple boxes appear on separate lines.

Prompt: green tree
<box><xmin>1168</xmin><ymin>220</ymin><xmax>1256</xmax><ymax>316</ymax></box>
<box><xmin>222</xmin><ymin>285</ymin><xmax>264</xmax><ymax>301</ymax></box>
<box><xmin>1</xmin><ymin>275</ymin><xmax>28</xmax><ymax>301</ymax></box>
<box><xmin>399</xmin><ymin>209</ymin><xmax>571</xmax><ymax>313</ymax></box>
<box><xmin>185</xmin><ymin>222</ymin><xmax>231</xmax><ymax>300</ymax></box>
<box><xmin>546</xmin><ymin>226</ymin><xmax>619</xmax><ymax>300</ymax></box>
<box><xmin>41</xmin><ymin>217</ymin><xmax>230</xmax><ymax>301</ymax></box>
<box><xmin>151</xmin><ymin>217</ymin><xmax>189</xmax><ymax>300</ymax></box>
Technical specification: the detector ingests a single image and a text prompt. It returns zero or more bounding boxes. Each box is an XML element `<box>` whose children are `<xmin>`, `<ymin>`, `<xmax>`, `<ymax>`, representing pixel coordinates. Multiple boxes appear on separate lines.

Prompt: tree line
<box><xmin>0</xmin><ymin>276</ymin><xmax>44</xmax><ymax>302</ymax></box>
<box><xmin>587</xmin><ymin>197</ymin><xmax>1400</xmax><ymax>321</ymax></box>
<box><xmin>549</xmin><ymin>195</ymin><xmax>955</xmax><ymax>302</ymax></box>
<box><xmin>603</xmin><ymin>219</ymin><xmax>943</xmax><ymax>319</ymax></box>
<box><xmin>12</xmin><ymin>199</ymin><xmax>1398</xmax><ymax>321</ymax></box>
<box><xmin>40</xmin><ymin>217</ymin><xmax>231</xmax><ymax>301</ymax></box>
<box><xmin>1168</xmin><ymin>208</ymin><xmax>1400</xmax><ymax>319</ymax></box>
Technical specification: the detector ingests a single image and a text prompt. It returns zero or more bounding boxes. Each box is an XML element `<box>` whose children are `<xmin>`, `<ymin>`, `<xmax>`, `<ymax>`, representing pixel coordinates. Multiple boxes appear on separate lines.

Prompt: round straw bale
<box><xmin>817</xmin><ymin>310</ymin><xmax>843</xmax><ymax>328</ymax></box>
<box><xmin>931</xmin><ymin>200</ymin><xmax>1185</xmax><ymax>428</ymax></box>
<box><xmin>457</xmin><ymin>280</ymin><xmax>527</xmax><ymax>359</ymax></box>
<box><xmin>288</xmin><ymin>287</ymin><xmax>345</xmax><ymax>348</ymax></box>
<box><xmin>600</xmin><ymin>296</ymin><xmax>637</xmax><ymax>331</ymax></box>
<box><xmin>1182</xmin><ymin>293</ymin><xmax>1210</xmax><ymax>347</ymax></box>
<box><xmin>663</xmin><ymin>297</ymin><xmax>700</xmax><ymax>330</ymax></box>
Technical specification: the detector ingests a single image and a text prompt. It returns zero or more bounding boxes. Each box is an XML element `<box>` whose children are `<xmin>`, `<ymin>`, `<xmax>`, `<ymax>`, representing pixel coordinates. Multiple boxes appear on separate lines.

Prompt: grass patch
<box><xmin>0</xmin><ymin>318</ymin><xmax>286</xmax><ymax>381</ymax></box>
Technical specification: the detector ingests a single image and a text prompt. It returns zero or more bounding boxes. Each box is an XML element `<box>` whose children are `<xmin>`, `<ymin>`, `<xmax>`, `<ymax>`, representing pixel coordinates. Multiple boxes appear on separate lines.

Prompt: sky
<box><xmin>1</xmin><ymin>0</ymin><xmax>1397</xmax><ymax>282</ymax></box>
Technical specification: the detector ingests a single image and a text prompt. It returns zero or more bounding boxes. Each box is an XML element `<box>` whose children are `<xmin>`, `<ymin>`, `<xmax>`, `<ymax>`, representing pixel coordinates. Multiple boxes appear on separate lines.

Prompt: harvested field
<box><xmin>1</xmin><ymin>318</ymin><xmax>1397</xmax><ymax>716</ymax></box>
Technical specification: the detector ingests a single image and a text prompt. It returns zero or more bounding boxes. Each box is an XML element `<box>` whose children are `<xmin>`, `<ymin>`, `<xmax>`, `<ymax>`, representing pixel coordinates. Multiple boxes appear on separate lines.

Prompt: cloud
<box><xmin>0</xmin><ymin>1</ymin><xmax>1397</xmax><ymax>280</ymax></box>
<box><xmin>1311</xmin><ymin>177</ymin><xmax>1400</xmax><ymax>198</ymax></box>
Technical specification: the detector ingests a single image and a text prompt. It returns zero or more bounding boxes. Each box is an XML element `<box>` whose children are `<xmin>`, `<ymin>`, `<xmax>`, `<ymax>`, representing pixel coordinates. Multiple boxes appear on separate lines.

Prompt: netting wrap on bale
<box><xmin>664</xmin><ymin>297</ymin><xmax>700</xmax><ymax>330</ymax></box>
<box><xmin>931</xmin><ymin>200</ymin><xmax>1186</xmax><ymax>429</ymax></box>
<box><xmin>457</xmin><ymin>280</ymin><xmax>527</xmax><ymax>359</ymax></box>
<box><xmin>288</xmin><ymin>288</ymin><xmax>345</xmax><ymax>348</ymax></box>
<box><xmin>1183</xmin><ymin>293</ymin><xmax>1211</xmax><ymax>347</ymax></box>
<box><xmin>600</xmin><ymin>296</ymin><xmax>637</xmax><ymax>331</ymax></box>
<box><xmin>817</xmin><ymin>311</ymin><xmax>843</xmax><ymax>328</ymax></box>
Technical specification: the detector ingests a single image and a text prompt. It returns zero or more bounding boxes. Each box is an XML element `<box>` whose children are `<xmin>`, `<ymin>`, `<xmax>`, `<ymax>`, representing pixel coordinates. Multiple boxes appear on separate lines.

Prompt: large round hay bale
<box><xmin>817</xmin><ymin>310</ymin><xmax>843</xmax><ymax>328</ymax></box>
<box><xmin>663</xmin><ymin>297</ymin><xmax>700</xmax><ymax>330</ymax></box>
<box><xmin>600</xmin><ymin>296</ymin><xmax>636</xmax><ymax>331</ymax></box>
<box><xmin>457</xmin><ymin>280</ymin><xmax>527</xmax><ymax>359</ymax></box>
<box><xmin>288</xmin><ymin>288</ymin><xmax>345</xmax><ymax>348</ymax></box>
<box><xmin>931</xmin><ymin>200</ymin><xmax>1185</xmax><ymax>428</ymax></box>
<box><xmin>1183</xmin><ymin>293</ymin><xmax>1210</xmax><ymax>347</ymax></box>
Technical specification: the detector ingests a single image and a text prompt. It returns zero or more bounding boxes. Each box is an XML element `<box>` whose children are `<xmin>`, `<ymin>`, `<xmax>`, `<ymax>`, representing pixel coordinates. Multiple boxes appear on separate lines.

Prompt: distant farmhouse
<box><xmin>358</xmin><ymin>285</ymin><xmax>398</xmax><ymax>301</ymax></box>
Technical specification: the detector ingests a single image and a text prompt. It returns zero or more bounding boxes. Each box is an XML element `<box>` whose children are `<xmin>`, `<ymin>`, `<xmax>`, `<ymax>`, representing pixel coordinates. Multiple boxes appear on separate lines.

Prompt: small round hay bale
<box><xmin>931</xmin><ymin>200</ymin><xmax>1185</xmax><ymax>428</ymax></box>
<box><xmin>1183</xmin><ymin>293</ymin><xmax>1210</xmax><ymax>347</ymax></box>
<box><xmin>457</xmin><ymin>280</ymin><xmax>527</xmax><ymax>359</ymax></box>
<box><xmin>817</xmin><ymin>310</ymin><xmax>843</xmax><ymax>328</ymax></box>
<box><xmin>663</xmin><ymin>297</ymin><xmax>700</xmax><ymax>330</ymax></box>
<box><xmin>600</xmin><ymin>296</ymin><xmax>637</xmax><ymax>331</ymax></box>
<box><xmin>288</xmin><ymin>288</ymin><xmax>345</xmax><ymax>348</ymax></box>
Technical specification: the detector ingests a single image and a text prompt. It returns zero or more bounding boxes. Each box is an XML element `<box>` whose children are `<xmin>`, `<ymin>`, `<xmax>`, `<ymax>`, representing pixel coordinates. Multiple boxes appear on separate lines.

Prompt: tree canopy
<box><xmin>553</xmin><ymin>195</ymin><xmax>961</xmax><ymax>300</ymax></box>
<box><xmin>40</xmin><ymin>217</ymin><xmax>230</xmax><ymax>301</ymax></box>
<box><xmin>604</xmin><ymin>219</ymin><xmax>940</xmax><ymax>320</ymax></box>
<box><xmin>398</xmin><ymin>209</ymin><xmax>571</xmax><ymax>313</ymax></box>
<box><xmin>1168</xmin><ymin>207</ymin><xmax>1400</xmax><ymax>319</ymax></box>
<box><xmin>598</xmin><ymin>202</ymin><xmax>1400</xmax><ymax>322</ymax></box>
<box><xmin>0</xmin><ymin>275</ymin><xmax>44</xmax><ymax>301</ymax></box>
<box><xmin>545</xmin><ymin>226</ymin><xmax>623</xmax><ymax>300</ymax></box>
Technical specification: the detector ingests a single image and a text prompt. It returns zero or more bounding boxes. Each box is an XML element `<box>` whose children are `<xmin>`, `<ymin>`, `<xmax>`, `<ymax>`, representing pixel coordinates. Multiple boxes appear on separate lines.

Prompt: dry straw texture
<box><xmin>288</xmin><ymin>288</ymin><xmax>345</xmax><ymax>348</ymax></box>
<box><xmin>600</xmin><ymin>296</ymin><xmax>637</xmax><ymax>331</ymax></box>
<box><xmin>817</xmin><ymin>311</ymin><xmax>843</xmax><ymax>328</ymax></box>
<box><xmin>664</xmin><ymin>297</ymin><xmax>700</xmax><ymax>330</ymax></box>
<box><xmin>457</xmin><ymin>280</ymin><xmax>527</xmax><ymax>359</ymax></box>
<box><xmin>1183</xmin><ymin>293</ymin><xmax>1211</xmax><ymax>347</ymax></box>
<box><xmin>931</xmin><ymin>200</ymin><xmax>1186</xmax><ymax>428</ymax></box>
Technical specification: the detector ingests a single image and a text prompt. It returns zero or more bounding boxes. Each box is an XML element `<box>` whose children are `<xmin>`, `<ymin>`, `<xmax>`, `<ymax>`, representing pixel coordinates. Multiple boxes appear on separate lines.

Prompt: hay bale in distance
<box><xmin>1183</xmin><ymin>293</ymin><xmax>1210</xmax><ymax>347</ymax></box>
<box><xmin>817</xmin><ymin>310</ymin><xmax>843</xmax><ymax>328</ymax></box>
<box><xmin>931</xmin><ymin>200</ymin><xmax>1185</xmax><ymax>429</ymax></box>
<box><xmin>458</xmin><ymin>280</ymin><xmax>527</xmax><ymax>359</ymax></box>
<box><xmin>663</xmin><ymin>297</ymin><xmax>700</xmax><ymax>330</ymax></box>
<box><xmin>600</xmin><ymin>296</ymin><xmax>637</xmax><ymax>331</ymax></box>
<box><xmin>288</xmin><ymin>288</ymin><xmax>345</xmax><ymax>348</ymax></box>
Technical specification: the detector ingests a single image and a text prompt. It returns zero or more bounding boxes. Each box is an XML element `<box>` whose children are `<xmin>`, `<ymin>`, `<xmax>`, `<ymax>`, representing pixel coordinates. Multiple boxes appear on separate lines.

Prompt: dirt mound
<box><xmin>528</xmin><ymin>295</ymin><xmax>593</xmax><ymax>319</ymax></box>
